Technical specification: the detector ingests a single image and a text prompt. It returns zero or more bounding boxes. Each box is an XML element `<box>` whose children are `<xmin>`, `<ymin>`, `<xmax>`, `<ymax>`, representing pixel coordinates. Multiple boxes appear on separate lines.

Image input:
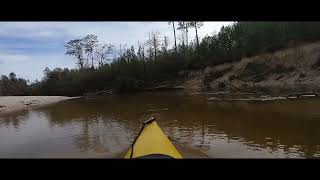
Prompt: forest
<box><xmin>2</xmin><ymin>22</ymin><xmax>320</xmax><ymax>96</ymax></box>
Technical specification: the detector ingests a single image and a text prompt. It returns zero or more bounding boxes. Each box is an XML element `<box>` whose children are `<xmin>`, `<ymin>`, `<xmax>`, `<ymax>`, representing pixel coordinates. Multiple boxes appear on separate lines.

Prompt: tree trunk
<box><xmin>142</xmin><ymin>47</ymin><xmax>146</xmax><ymax>79</ymax></box>
<box><xmin>91</xmin><ymin>54</ymin><xmax>94</xmax><ymax>69</ymax></box>
<box><xmin>78</xmin><ymin>54</ymin><xmax>83</xmax><ymax>69</ymax></box>
<box><xmin>182</xmin><ymin>32</ymin><xmax>185</xmax><ymax>46</ymax></box>
<box><xmin>153</xmin><ymin>35</ymin><xmax>157</xmax><ymax>61</ymax></box>
<box><xmin>173</xmin><ymin>22</ymin><xmax>177</xmax><ymax>52</ymax></box>
<box><xmin>186</xmin><ymin>28</ymin><xmax>188</xmax><ymax>47</ymax></box>
<box><xmin>195</xmin><ymin>25</ymin><xmax>199</xmax><ymax>47</ymax></box>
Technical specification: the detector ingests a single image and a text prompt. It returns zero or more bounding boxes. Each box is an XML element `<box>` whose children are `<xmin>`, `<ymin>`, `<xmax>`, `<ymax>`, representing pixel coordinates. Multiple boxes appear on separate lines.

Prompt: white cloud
<box><xmin>0</xmin><ymin>53</ymin><xmax>30</xmax><ymax>63</ymax></box>
<box><xmin>0</xmin><ymin>22</ymin><xmax>69</xmax><ymax>39</ymax></box>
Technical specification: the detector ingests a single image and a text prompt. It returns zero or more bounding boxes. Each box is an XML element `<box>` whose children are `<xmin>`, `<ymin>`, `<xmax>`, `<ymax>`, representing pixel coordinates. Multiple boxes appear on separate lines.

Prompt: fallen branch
<box><xmin>285</xmin><ymin>93</ymin><xmax>318</xmax><ymax>99</ymax></box>
<box><xmin>216</xmin><ymin>80</ymin><xmax>258</xmax><ymax>94</ymax></box>
<box><xmin>145</xmin><ymin>108</ymin><xmax>169</xmax><ymax>112</ymax></box>
<box><xmin>83</xmin><ymin>90</ymin><xmax>112</xmax><ymax>96</ymax></box>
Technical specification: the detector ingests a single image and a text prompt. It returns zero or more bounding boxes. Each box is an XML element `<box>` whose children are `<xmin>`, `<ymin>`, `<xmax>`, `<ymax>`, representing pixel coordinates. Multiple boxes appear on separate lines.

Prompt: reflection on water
<box><xmin>1</xmin><ymin>92</ymin><xmax>320</xmax><ymax>158</ymax></box>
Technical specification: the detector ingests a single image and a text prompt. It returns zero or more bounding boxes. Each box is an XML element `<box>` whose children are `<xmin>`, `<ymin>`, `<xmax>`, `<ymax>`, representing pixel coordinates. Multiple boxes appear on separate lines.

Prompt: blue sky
<box><xmin>0</xmin><ymin>22</ymin><xmax>232</xmax><ymax>81</ymax></box>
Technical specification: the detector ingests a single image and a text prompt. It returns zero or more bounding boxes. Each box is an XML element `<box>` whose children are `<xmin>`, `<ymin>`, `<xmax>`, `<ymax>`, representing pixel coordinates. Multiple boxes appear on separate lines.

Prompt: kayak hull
<box><xmin>125</xmin><ymin>121</ymin><xmax>182</xmax><ymax>159</ymax></box>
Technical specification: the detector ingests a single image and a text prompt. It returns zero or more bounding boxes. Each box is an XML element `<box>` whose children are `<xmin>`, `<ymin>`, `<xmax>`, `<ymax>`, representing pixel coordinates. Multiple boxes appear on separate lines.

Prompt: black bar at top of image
<box><xmin>1</xmin><ymin>0</ymin><xmax>320</xmax><ymax>21</ymax></box>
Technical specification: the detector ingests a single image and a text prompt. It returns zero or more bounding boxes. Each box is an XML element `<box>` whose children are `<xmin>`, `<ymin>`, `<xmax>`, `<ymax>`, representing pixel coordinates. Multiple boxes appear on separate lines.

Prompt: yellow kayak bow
<box><xmin>125</xmin><ymin>117</ymin><xmax>183</xmax><ymax>159</ymax></box>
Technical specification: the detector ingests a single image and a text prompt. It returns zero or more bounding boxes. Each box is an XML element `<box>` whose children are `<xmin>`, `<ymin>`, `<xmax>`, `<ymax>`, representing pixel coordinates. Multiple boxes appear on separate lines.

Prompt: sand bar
<box><xmin>0</xmin><ymin>96</ymin><xmax>80</xmax><ymax>116</ymax></box>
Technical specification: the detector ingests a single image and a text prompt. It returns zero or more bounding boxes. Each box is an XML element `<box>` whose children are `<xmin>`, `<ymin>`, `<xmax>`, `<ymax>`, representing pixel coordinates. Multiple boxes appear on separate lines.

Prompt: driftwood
<box><xmin>143</xmin><ymin>85</ymin><xmax>184</xmax><ymax>92</ymax></box>
<box><xmin>208</xmin><ymin>93</ymin><xmax>319</xmax><ymax>101</ymax></box>
<box><xmin>84</xmin><ymin>90</ymin><xmax>112</xmax><ymax>96</ymax></box>
<box><xmin>145</xmin><ymin>108</ymin><xmax>169</xmax><ymax>112</ymax></box>
<box><xmin>208</xmin><ymin>96</ymin><xmax>287</xmax><ymax>101</ymax></box>
<box><xmin>216</xmin><ymin>80</ymin><xmax>258</xmax><ymax>94</ymax></box>
<box><xmin>285</xmin><ymin>93</ymin><xmax>318</xmax><ymax>99</ymax></box>
<box><xmin>190</xmin><ymin>92</ymin><xmax>230</xmax><ymax>95</ymax></box>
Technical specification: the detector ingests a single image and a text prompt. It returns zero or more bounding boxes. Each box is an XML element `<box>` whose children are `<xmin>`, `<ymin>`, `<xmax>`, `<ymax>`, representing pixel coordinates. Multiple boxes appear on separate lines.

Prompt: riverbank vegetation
<box><xmin>2</xmin><ymin>22</ymin><xmax>320</xmax><ymax>96</ymax></box>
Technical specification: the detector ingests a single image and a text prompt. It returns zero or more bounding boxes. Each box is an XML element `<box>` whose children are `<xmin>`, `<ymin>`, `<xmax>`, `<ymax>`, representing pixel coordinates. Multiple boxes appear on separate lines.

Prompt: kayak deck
<box><xmin>125</xmin><ymin>120</ymin><xmax>182</xmax><ymax>159</ymax></box>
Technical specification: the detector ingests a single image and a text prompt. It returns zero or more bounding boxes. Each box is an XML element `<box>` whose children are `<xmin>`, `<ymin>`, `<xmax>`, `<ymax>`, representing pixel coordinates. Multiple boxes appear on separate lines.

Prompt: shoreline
<box><xmin>0</xmin><ymin>96</ymin><xmax>81</xmax><ymax>117</ymax></box>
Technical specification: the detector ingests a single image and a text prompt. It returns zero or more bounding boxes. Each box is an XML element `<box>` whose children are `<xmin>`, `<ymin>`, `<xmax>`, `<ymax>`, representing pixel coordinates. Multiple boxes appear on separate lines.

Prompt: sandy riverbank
<box><xmin>0</xmin><ymin>96</ymin><xmax>81</xmax><ymax>116</ymax></box>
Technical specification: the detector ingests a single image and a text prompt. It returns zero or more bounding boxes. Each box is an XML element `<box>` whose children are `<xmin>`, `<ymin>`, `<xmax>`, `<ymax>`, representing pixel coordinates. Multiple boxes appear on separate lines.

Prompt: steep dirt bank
<box><xmin>179</xmin><ymin>42</ymin><xmax>320</xmax><ymax>94</ymax></box>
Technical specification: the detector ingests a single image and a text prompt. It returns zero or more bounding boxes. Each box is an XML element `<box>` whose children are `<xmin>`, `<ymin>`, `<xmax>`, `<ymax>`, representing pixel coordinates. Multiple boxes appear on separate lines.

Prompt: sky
<box><xmin>0</xmin><ymin>21</ymin><xmax>233</xmax><ymax>81</ymax></box>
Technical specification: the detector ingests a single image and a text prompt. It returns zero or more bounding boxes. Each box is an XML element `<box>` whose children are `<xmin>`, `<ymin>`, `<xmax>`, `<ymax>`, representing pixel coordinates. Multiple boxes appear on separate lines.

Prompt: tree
<box><xmin>145</xmin><ymin>33</ymin><xmax>154</xmax><ymax>60</ymax></box>
<box><xmin>95</xmin><ymin>44</ymin><xmax>113</xmax><ymax>67</ymax></box>
<box><xmin>152</xmin><ymin>31</ymin><xmax>161</xmax><ymax>60</ymax></box>
<box><xmin>119</xmin><ymin>43</ymin><xmax>127</xmax><ymax>58</ymax></box>
<box><xmin>0</xmin><ymin>73</ymin><xmax>29</xmax><ymax>96</ymax></box>
<box><xmin>161</xmin><ymin>36</ymin><xmax>169</xmax><ymax>55</ymax></box>
<box><xmin>137</xmin><ymin>41</ymin><xmax>143</xmax><ymax>61</ymax></box>
<box><xmin>65</xmin><ymin>39</ymin><xmax>85</xmax><ymax>69</ymax></box>
<box><xmin>0</xmin><ymin>75</ymin><xmax>9</xmax><ymax>95</ymax></box>
<box><xmin>82</xmin><ymin>35</ymin><xmax>98</xmax><ymax>69</ymax></box>
<box><xmin>177</xmin><ymin>30</ymin><xmax>186</xmax><ymax>54</ymax></box>
<box><xmin>126</xmin><ymin>46</ymin><xmax>137</xmax><ymax>63</ymax></box>
<box><xmin>178</xmin><ymin>21</ymin><xmax>191</xmax><ymax>47</ymax></box>
<box><xmin>43</xmin><ymin>67</ymin><xmax>51</xmax><ymax>79</ymax></box>
<box><xmin>168</xmin><ymin>21</ymin><xmax>177</xmax><ymax>52</ymax></box>
<box><xmin>137</xmin><ymin>41</ymin><xmax>146</xmax><ymax>76</ymax></box>
<box><xmin>189</xmin><ymin>21</ymin><xmax>203</xmax><ymax>47</ymax></box>
<box><xmin>9</xmin><ymin>72</ymin><xmax>16</xmax><ymax>81</ymax></box>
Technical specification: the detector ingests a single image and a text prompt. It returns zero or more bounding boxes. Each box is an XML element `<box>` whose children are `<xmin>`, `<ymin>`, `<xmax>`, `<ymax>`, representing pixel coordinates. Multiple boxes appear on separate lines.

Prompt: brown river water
<box><xmin>1</xmin><ymin>92</ymin><xmax>320</xmax><ymax>158</ymax></box>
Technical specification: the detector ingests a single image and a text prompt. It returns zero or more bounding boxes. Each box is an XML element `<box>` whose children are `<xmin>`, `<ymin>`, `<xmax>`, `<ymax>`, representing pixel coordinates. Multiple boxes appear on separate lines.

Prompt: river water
<box><xmin>1</xmin><ymin>92</ymin><xmax>320</xmax><ymax>158</ymax></box>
